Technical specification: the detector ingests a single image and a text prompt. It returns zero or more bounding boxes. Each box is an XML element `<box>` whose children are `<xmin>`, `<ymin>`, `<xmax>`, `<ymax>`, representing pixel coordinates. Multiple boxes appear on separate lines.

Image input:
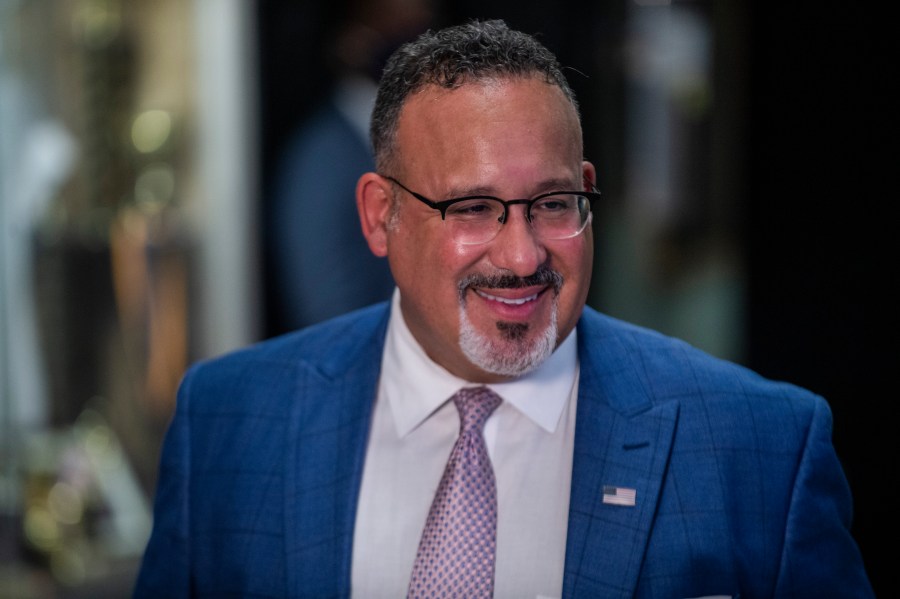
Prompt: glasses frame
<box><xmin>382</xmin><ymin>175</ymin><xmax>602</xmax><ymax>242</ymax></box>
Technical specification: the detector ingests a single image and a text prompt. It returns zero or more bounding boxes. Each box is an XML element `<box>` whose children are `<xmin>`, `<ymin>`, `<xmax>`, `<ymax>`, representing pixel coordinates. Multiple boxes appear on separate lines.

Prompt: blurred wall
<box><xmin>1</xmin><ymin>0</ymin><xmax>259</xmax><ymax>595</ymax></box>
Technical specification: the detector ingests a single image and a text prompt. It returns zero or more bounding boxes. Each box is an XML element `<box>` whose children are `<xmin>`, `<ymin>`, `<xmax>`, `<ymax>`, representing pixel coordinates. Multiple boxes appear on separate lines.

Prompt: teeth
<box><xmin>475</xmin><ymin>289</ymin><xmax>539</xmax><ymax>305</ymax></box>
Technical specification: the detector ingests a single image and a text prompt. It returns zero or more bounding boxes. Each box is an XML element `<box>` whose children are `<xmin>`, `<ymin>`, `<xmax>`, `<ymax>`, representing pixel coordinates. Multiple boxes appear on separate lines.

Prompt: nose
<box><xmin>487</xmin><ymin>206</ymin><xmax>547</xmax><ymax>277</ymax></box>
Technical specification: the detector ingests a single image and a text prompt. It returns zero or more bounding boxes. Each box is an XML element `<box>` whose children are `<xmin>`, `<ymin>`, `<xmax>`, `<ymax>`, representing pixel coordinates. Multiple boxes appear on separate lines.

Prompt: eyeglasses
<box><xmin>383</xmin><ymin>176</ymin><xmax>601</xmax><ymax>245</ymax></box>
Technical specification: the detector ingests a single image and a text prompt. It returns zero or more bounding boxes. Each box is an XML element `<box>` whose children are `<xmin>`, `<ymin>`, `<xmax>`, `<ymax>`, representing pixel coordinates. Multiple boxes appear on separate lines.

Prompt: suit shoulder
<box><xmin>577</xmin><ymin>307</ymin><xmax>824</xmax><ymax>419</ymax></box>
<box><xmin>208</xmin><ymin>302</ymin><xmax>386</xmax><ymax>363</ymax></box>
<box><xmin>179</xmin><ymin>303</ymin><xmax>389</xmax><ymax>408</ymax></box>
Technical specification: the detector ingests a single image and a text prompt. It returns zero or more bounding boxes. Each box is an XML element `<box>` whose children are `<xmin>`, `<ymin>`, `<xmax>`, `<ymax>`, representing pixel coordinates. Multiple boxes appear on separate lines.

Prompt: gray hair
<box><xmin>370</xmin><ymin>19</ymin><xmax>580</xmax><ymax>173</ymax></box>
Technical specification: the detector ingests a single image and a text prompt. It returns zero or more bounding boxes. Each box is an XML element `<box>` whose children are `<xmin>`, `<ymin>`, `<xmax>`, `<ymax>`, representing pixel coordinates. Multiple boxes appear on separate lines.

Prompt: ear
<box><xmin>581</xmin><ymin>160</ymin><xmax>597</xmax><ymax>191</ymax></box>
<box><xmin>356</xmin><ymin>172</ymin><xmax>393</xmax><ymax>257</ymax></box>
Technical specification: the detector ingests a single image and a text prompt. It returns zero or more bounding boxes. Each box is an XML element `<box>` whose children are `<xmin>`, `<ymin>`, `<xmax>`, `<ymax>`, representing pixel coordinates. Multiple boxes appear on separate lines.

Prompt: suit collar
<box><xmin>383</xmin><ymin>290</ymin><xmax>579</xmax><ymax>437</ymax></box>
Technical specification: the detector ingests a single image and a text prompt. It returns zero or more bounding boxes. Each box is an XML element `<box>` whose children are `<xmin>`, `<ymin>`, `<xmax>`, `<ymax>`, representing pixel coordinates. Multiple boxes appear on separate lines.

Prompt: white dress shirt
<box><xmin>351</xmin><ymin>290</ymin><xmax>579</xmax><ymax>598</ymax></box>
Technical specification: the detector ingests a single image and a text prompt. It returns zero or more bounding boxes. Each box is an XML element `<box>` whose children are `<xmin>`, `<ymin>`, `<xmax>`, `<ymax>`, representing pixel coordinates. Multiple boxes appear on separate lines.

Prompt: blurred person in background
<box><xmin>269</xmin><ymin>0</ymin><xmax>433</xmax><ymax>329</ymax></box>
<box><xmin>136</xmin><ymin>19</ymin><xmax>872</xmax><ymax>598</ymax></box>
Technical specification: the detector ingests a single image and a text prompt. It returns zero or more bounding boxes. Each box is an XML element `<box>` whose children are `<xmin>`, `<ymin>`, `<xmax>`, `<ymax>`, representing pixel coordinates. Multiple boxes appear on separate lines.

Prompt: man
<box><xmin>135</xmin><ymin>20</ymin><xmax>872</xmax><ymax>598</ymax></box>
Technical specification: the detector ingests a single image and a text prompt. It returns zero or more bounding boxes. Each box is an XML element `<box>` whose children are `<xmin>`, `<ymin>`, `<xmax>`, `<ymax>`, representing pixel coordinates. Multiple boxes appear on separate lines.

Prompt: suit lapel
<box><xmin>563</xmin><ymin>311</ymin><xmax>678</xmax><ymax>597</ymax></box>
<box><xmin>283</xmin><ymin>307</ymin><xmax>389</xmax><ymax>597</ymax></box>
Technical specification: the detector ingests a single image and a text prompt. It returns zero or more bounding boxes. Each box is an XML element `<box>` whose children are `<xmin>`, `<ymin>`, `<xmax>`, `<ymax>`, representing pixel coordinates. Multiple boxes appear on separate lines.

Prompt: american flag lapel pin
<box><xmin>602</xmin><ymin>485</ymin><xmax>636</xmax><ymax>507</ymax></box>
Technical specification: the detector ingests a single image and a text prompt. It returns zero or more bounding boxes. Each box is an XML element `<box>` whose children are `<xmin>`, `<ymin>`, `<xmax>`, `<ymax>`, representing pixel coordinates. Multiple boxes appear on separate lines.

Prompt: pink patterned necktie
<box><xmin>407</xmin><ymin>386</ymin><xmax>503</xmax><ymax>598</ymax></box>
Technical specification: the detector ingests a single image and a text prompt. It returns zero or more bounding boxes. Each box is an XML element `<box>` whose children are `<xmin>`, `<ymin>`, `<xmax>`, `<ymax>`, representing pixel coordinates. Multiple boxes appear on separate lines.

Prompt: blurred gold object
<box><xmin>24</xmin><ymin>504</ymin><xmax>61</xmax><ymax>553</ymax></box>
<box><xmin>131</xmin><ymin>109</ymin><xmax>173</xmax><ymax>154</ymax></box>
<box><xmin>18</xmin><ymin>408</ymin><xmax>150</xmax><ymax>587</ymax></box>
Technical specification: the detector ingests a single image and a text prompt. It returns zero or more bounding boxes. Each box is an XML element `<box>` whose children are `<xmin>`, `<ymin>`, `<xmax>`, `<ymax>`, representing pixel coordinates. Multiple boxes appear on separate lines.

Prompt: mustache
<box><xmin>458</xmin><ymin>264</ymin><xmax>564</xmax><ymax>301</ymax></box>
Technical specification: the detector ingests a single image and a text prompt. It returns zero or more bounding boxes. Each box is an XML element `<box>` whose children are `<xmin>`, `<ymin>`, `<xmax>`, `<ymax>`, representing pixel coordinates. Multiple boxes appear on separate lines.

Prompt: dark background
<box><xmin>257</xmin><ymin>1</ymin><xmax>895</xmax><ymax>594</ymax></box>
<box><xmin>744</xmin><ymin>4</ymin><xmax>894</xmax><ymax>595</ymax></box>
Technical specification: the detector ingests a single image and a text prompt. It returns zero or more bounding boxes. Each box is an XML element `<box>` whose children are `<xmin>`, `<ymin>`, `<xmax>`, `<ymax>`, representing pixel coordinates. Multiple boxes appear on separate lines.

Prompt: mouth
<box><xmin>473</xmin><ymin>289</ymin><xmax>541</xmax><ymax>306</ymax></box>
<box><xmin>457</xmin><ymin>264</ymin><xmax>564</xmax><ymax>304</ymax></box>
<box><xmin>457</xmin><ymin>265</ymin><xmax>564</xmax><ymax>324</ymax></box>
<box><xmin>466</xmin><ymin>284</ymin><xmax>553</xmax><ymax>324</ymax></box>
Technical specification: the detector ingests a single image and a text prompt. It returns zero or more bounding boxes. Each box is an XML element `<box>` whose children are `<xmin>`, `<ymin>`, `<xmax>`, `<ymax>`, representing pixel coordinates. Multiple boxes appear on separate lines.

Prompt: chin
<box><xmin>457</xmin><ymin>301</ymin><xmax>559</xmax><ymax>377</ymax></box>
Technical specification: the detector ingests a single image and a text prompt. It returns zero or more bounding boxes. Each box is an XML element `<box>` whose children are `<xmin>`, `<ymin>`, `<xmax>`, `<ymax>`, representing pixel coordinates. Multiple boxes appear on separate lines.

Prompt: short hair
<box><xmin>370</xmin><ymin>19</ymin><xmax>579</xmax><ymax>172</ymax></box>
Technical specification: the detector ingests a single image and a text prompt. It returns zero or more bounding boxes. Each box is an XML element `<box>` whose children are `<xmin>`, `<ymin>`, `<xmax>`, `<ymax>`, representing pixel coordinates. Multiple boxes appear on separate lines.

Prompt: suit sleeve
<box><xmin>133</xmin><ymin>370</ymin><xmax>195</xmax><ymax>598</ymax></box>
<box><xmin>774</xmin><ymin>396</ymin><xmax>873</xmax><ymax>597</ymax></box>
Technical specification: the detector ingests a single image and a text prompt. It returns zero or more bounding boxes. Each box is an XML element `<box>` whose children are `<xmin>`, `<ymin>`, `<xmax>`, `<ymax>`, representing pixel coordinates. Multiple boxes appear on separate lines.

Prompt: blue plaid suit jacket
<box><xmin>134</xmin><ymin>303</ymin><xmax>872</xmax><ymax>598</ymax></box>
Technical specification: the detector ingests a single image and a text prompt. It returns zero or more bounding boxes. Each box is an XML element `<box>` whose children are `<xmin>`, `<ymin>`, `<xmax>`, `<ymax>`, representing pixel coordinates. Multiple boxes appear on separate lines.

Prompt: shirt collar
<box><xmin>380</xmin><ymin>289</ymin><xmax>579</xmax><ymax>438</ymax></box>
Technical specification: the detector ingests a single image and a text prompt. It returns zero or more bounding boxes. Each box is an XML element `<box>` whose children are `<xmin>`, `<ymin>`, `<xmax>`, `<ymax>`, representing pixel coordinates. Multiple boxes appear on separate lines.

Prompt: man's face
<box><xmin>378</xmin><ymin>77</ymin><xmax>594</xmax><ymax>382</ymax></box>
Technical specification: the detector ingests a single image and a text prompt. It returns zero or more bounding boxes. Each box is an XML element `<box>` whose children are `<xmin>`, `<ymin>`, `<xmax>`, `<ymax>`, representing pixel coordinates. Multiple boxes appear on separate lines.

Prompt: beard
<box><xmin>456</xmin><ymin>265</ymin><xmax>563</xmax><ymax>377</ymax></box>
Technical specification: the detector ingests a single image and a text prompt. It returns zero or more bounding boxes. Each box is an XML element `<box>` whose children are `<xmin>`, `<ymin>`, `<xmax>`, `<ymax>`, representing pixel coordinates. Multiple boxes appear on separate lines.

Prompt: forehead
<box><xmin>393</xmin><ymin>77</ymin><xmax>583</xmax><ymax>185</ymax></box>
<box><xmin>399</xmin><ymin>76</ymin><xmax>580</xmax><ymax>136</ymax></box>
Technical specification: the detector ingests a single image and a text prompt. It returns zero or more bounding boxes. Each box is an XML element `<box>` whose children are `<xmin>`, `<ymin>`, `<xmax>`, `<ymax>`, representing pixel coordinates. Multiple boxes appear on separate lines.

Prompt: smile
<box><xmin>474</xmin><ymin>289</ymin><xmax>541</xmax><ymax>305</ymax></box>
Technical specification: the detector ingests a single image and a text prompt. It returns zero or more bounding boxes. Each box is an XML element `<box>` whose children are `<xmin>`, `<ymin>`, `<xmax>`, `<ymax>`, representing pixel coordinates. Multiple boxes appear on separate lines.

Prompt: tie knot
<box><xmin>452</xmin><ymin>387</ymin><xmax>502</xmax><ymax>434</ymax></box>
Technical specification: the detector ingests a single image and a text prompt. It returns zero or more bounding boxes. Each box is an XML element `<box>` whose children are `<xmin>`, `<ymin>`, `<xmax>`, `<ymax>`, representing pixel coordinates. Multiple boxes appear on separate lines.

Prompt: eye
<box><xmin>532</xmin><ymin>194</ymin><xmax>577</xmax><ymax>216</ymax></box>
<box><xmin>445</xmin><ymin>198</ymin><xmax>503</xmax><ymax>220</ymax></box>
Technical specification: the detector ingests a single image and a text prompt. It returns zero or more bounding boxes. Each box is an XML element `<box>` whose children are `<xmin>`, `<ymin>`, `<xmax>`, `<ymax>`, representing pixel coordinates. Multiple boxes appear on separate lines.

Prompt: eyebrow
<box><xmin>442</xmin><ymin>177</ymin><xmax>580</xmax><ymax>201</ymax></box>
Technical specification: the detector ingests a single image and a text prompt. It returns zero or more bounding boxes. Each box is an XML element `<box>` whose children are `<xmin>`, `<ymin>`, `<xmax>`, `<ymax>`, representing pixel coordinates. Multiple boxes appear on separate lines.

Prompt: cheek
<box><xmin>391</xmin><ymin>229</ymin><xmax>480</xmax><ymax>296</ymax></box>
<box><xmin>555</xmin><ymin>236</ymin><xmax>593</xmax><ymax>276</ymax></box>
<box><xmin>433</xmin><ymin>239</ymin><xmax>487</xmax><ymax>279</ymax></box>
<box><xmin>557</xmin><ymin>241</ymin><xmax>593</xmax><ymax>302</ymax></box>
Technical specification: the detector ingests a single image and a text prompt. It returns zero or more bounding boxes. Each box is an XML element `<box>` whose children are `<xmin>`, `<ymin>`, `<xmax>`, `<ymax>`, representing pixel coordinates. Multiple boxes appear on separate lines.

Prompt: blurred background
<box><xmin>0</xmin><ymin>0</ymin><xmax>893</xmax><ymax>596</ymax></box>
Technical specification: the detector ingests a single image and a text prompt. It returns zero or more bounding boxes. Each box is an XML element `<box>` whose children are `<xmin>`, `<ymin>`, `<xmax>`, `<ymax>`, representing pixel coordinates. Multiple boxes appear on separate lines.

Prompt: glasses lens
<box><xmin>445</xmin><ymin>198</ymin><xmax>506</xmax><ymax>244</ymax></box>
<box><xmin>531</xmin><ymin>194</ymin><xmax>590</xmax><ymax>240</ymax></box>
<box><xmin>444</xmin><ymin>193</ymin><xmax>591</xmax><ymax>245</ymax></box>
